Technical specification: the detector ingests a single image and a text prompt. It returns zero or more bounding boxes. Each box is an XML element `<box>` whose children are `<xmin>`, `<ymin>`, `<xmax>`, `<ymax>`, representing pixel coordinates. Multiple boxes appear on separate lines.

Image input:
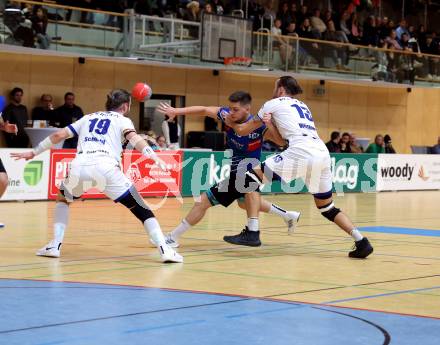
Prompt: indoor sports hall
<box><xmin>0</xmin><ymin>1</ymin><xmax>439</xmax><ymax>344</ymax></box>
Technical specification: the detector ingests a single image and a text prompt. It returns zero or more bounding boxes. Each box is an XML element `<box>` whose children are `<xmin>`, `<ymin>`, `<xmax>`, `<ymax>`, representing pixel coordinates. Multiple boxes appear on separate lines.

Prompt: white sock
<box><xmin>247</xmin><ymin>217</ymin><xmax>259</xmax><ymax>232</ymax></box>
<box><xmin>53</xmin><ymin>202</ymin><xmax>69</xmax><ymax>244</ymax></box>
<box><xmin>170</xmin><ymin>219</ymin><xmax>191</xmax><ymax>240</ymax></box>
<box><xmin>269</xmin><ymin>203</ymin><xmax>288</xmax><ymax>220</ymax></box>
<box><xmin>350</xmin><ymin>229</ymin><xmax>364</xmax><ymax>242</ymax></box>
<box><xmin>144</xmin><ymin>218</ymin><xmax>166</xmax><ymax>247</ymax></box>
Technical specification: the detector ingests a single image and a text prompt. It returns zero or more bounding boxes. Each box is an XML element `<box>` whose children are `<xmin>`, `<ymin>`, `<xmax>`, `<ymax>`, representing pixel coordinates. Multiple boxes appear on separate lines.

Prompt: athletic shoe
<box><xmin>285</xmin><ymin>211</ymin><xmax>301</xmax><ymax>235</ymax></box>
<box><xmin>159</xmin><ymin>245</ymin><xmax>183</xmax><ymax>263</ymax></box>
<box><xmin>0</xmin><ymin>223</ymin><xmax>4</xmax><ymax>228</ymax></box>
<box><xmin>149</xmin><ymin>234</ymin><xmax>180</xmax><ymax>248</ymax></box>
<box><xmin>349</xmin><ymin>237</ymin><xmax>373</xmax><ymax>259</ymax></box>
<box><xmin>223</xmin><ymin>227</ymin><xmax>261</xmax><ymax>247</ymax></box>
<box><xmin>36</xmin><ymin>240</ymin><xmax>61</xmax><ymax>258</ymax></box>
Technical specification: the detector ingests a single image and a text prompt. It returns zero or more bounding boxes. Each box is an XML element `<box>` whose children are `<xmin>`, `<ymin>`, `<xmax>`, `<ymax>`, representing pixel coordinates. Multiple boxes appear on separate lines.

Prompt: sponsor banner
<box><xmin>376</xmin><ymin>154</ymin><xmax>440</xmax><ymax>191</ymax></box>
<box><xmin>0</xmin><ymin>149</ymin><xmax>50</xmax><ymax>200</ymax></box>
<box><xmin>48</xmin><ymin>150</ymin><xmax>183</xmax><ymax>200</ymax></box>
<box><xmin>181</xmin><ymin>151</ymin><xmax>377</xmax><ymax>196</ymax></box>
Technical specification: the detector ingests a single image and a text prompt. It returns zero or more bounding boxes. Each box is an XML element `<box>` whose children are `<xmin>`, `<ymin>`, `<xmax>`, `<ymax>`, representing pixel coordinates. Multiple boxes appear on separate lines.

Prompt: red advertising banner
<box><xmin>48</xmin><ymin>149</ymin><xmax>183</xmax><ymax>200</ymax></box>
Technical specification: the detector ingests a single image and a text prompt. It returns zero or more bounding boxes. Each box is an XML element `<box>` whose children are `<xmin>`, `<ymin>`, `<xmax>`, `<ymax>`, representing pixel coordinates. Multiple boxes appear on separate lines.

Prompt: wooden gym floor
<box><xmin>0</xmin><ymin>191</ymin><xmax>439</xmax><ymax>344</ymax></box>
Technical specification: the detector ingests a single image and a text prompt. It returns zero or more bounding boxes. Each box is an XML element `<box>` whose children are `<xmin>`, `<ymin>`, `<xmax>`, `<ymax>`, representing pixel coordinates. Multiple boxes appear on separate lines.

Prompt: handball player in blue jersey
<box><xmin>156</xmin><ymin>91</ymin><xmax>300</xmax><ymax>247</ymax></box>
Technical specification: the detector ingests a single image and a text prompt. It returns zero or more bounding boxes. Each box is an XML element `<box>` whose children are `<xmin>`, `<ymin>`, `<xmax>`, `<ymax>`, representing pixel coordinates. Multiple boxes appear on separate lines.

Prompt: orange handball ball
<box><xmin>131</xmin><ymin>82</ymin><xmax>152</xmax><ymax>102</ymax></box>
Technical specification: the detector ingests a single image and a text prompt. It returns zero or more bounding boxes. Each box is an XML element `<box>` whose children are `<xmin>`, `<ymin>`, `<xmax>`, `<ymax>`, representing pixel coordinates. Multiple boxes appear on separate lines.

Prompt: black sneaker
<box><xmin>349</xmin><ymin>237</ymin><xmax>373</xmax><ymax>259</ymax></box>
<box><xmin>223</xmin><ymin>227</ymin><xmax>261</xmax><ymax>247</ymax></box>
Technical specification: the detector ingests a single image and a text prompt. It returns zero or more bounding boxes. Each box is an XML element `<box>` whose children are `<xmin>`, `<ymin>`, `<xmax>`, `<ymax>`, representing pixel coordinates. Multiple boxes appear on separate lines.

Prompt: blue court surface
<box><xmin>0</xmin><ymin>279</ymin><xmax>439</xmax><ymax>345</ymax></box>
<box><xmin>359</xmin><ymin>226</ymin><xmax>440</xmax><ymax>237</ymax></box>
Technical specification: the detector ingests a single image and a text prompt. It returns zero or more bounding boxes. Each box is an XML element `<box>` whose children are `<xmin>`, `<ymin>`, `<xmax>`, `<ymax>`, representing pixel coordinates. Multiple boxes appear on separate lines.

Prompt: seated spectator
<box><xmin>326</xmin><ymin>131</ymin><xmax>341</xmax><ymax>153</ymax></box>
<box><xmin>372</xmin><ymin>41</ymin><xmax>396</xmax><ymax>82</ymax></box>
<box><xmin>32</xmin><ymin>94</ymin><xmax>56</xmax><ymax>125</ymax></box>
<box><xmin>385</xmin><ymin>30</ymin><xmax>402</xmax><ymax>50</ymax></box>
<box><xmin>349</xmin><ymin>133</ymin><xmax>363</xmax><ymax>153</ymax></box>
<box><xmin>80</xmin><ymin>0</ymin><xmax>96</xmax><ymax>24</ymax></box>
<box><xmin>289</xmin><ymin>3</ymin><xmax>298</xmax><ymax>23</ymax></box>
<box><xmin>162</xmin><ymin>115</ymin><xmax>181</xmax><ymax>149</ymax></box>
<box><xmin>156</xmin><ymin>135</ymin><xmax>168</xmax><ymax>149</ymax></box>
<box><xmin>323</xmin><ymin>20</ymin><xmax>350</xmax><ymax>70</ymax></box>
<box><xmin>421</xmin><ymin>35</ymin><xmax>439</xmax><ymax>80</ymax></box>
<box><xmin>2</xmin><ymin>87</ymin><xmax>29</xmax><ymax>148</ymax></box>
<box><xmin>295</xmin><ymin>5</ymin><xmax>309</xmax><ymax>28</ymax></box>
<box><xmin>366</xmin><ymin>134</ymin><xmax>385</xmax><ymax>153</ymax></box>
<box><xmin>377</xmin><ymin>16</ymin><xmax>390</xmax><ymax>42</ymax></box>
<box><xmin>3</xmin><ymin>2</ymin><xmax>35</xmax><ymax>47</ymax></box>
<box><xmin>384</xmin><ymin>134</ymin><xmax>396</xmax><ymax>154</ymax></box>
<box><xmin>431</xmin><ymin>137</ymin><xmax>440</xmax><ymax>154</ymax></box>
<box><xmin>285</xmin><ymin>22</ymin><xmax>298</xmax><ymax>37</ymax></box>
<box><xmin>322</xmin><ymin>9</ymin><xmax>333</xmax><ymax>26</ymax></box>
<box><xmin>297</xmin><ymin>18</ymin><xmax>324</xmax><ymax>67</ymax></box>
<box><xmin>202</xmin><ymin>2</ymin><xmax>214</xmax><ymax>15</ymax></box>
<box><xmin>339</xmin><ymin>10</ymin><xmax>351</xmax><ymax>37</ymax></box>
<box><xmin>395</xmin><ymin>19</ymin><xmax>409</xmax><ymax>43</ymax></box>
<box><xmin>32</xmin><ymin>6</ymin><xmax>50</xmax><ymax>49</ymax></box>
<box><xmin>55</xmin><ymin>92</ymin><xmax>84</xmax><ymax>148</ymax></box>
<box><xmin>417</xmin><ymin>24</ymin><xmax>427</xmax><ymax>50</ymax></box>
<box><xmin>271</xmin><ymin>18</ymin><xmax>293</xmax><ymax>67</ymax></box>
<box><xmin>347</xmin><ymin>12</ymin><xmax>362</xmax><ymax>45</ymax></box>
<box><xmin>310</xmin><ymin>8</ymin><xmax>326</xmax><ymax>37</ymax></box>
<box><xmin>277</xmin><ymin>2</ymin><xmax>292</xmax><ymax>34</ymax></box>
<box><xmin>362</xmin><ymin>16</ymin><xmax>378</xmax><ymax>47</ymax></box>
<box><xmin>339</xmin><ymin>132</ymin><xmax>351</xmax><ymax>153</ymax></box>
<box><xmin>184</xmin><ymin>1</ymin><xmax>201</xmax><ymax>22</ymax></box>
<box><xmin>262</xmin><ymin>0</ymin><xmax>276</xmax><ymax>29</ymax></box>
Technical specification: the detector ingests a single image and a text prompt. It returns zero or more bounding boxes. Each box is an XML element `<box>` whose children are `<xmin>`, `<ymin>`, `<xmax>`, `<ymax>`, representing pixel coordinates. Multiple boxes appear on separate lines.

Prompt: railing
<box><xmin>1</xmin><ymin>0</ymin><xmax>439</xmax><ymax>86</ymax></box>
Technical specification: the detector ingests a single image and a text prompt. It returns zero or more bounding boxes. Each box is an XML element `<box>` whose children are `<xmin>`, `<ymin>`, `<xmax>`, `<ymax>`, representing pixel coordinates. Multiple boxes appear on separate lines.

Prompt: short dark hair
<box><xmin>330</xmin><ymin>131</ymin><xmax>340</xmax><ymax>140</ymax></box>
<box><xmin>10</xmin><ymin>87</ymin><xmax>23</xmax><ymax>98</ymax></box>
<box><xmin>228</xmin><ymin>91</ymin><xmax>252</xmax><ymax>106</ymax></box>
<box><xmin>64</xmin><ymin>92</ymin><xmax>74</xmax><ymax>99</ymax></box>
<box><xmin>278</xmin><ymin>76</ymin><xmax>303</xmax><ymax>96</ymax></box>
<box><xmin>105</xmin><ymin>89</ymin><xmax>131</xmax><ymax>111</ymax></box>
<box><xmin>342</xmin><ymin>132</ymin><xmax>350</xmax><ymax>137</ymax></box>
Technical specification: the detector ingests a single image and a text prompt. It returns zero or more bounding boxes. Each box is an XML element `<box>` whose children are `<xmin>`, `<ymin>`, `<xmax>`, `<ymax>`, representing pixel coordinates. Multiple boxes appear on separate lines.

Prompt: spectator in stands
<box><xmin>3</xmin><ymin>2</ymin><xmax>35</xmax><ymax>47</ymax></box>
<box><xmin>262</xmin><ymin>0</ymin><xmax>276</xmax><ymax>29</ymax></box>
<box><xmin>417</xmin><ymin>25</ymin><xmax>427</xmax><ymax>51</ymax></box>
<box><xmin>247</xmin><ymin>0</ymin><xmax>265</xmax><ymax>31</ymax></box>
<box><xmin>32</xmin><ymin>94</ymin><xmax>56</xmax><ymax>125</ymax></box>
<box><xmin>377</xmin><ymin>16</ymin><xmax>390</xmax><ymax>42</ymax></box>
<box><xmin>384</xmin><ymin>134</ymin><xmax>396</xmax><ymax>154</ymax></box>
<box><xmin>156</xmin><ymin>135</ymin><xmax>167</xmax><ymax>149</ymax></box>
<box><xmin>277</xmin><ymin>2</ymin><xmax>292</xmax><ymax>34</ymax></box>
<box><xmin>80</xmin><ymin>0</ymin><xmax>96</xmax><ymax>24</ymax></box>
<box><xmin>32</xmin><ymin>6</ymin><xmax>50</xmax><ymax>49</ymax></box>
<box><xmin>362</xmin><ymin>15</ymin><xmax>378</xmax><ymax>47</ymax></box>
<box><xmin>323</xmin><ymin>20</ymin><xmax>350</xmax><ymax>70</ymax></box>
<box><xmin>339</xmin><ymin>10</ymin><xmax>351</xmax><ymax>37</ymax></box>
<box><xmin>323</xmin><ymin>9</ymin><xmax>333</xmax><ymax>26</ymax></box>
<box><xmin>349</xmin><ymin>133</ymin><xmax>363</xmax><ymax>153</ymax></box>
<box><xmin>211</xmin><ymin>0</ymin><xmax>224</xmax><ymax>15</ymax></box>
<box><xmin>386</xmin><ymin>30</ymin><xmax>402</xmax><ymax>50</ymax></box>
<box><xmin>372</xmin><ymin>41</ymin><xmax>395</xmax><ymax>82</ymax></box>
<box><xmin>408</xmin><ymin>25</ymin><xmax>416</xmax><ymax>38</ymax></box>
<box><xmin>289</xmin><ymin>3</ymin><xmax>297</xmax><ymax>23</ymax></box>
<box><xmin>431</xmin><ymin>137</ymin><xmax>440</xmax><ymax>154</ymax></box>
<box><xmin>296</xmin><ymin>4</ymin><xmax>308</xmax><ymax>28</ymax></box>
<box><xmin>366</xmin><ymin>134</ymin><xmax>385</xmax><ymax>153</ymax></box>
<box><xmin>395</xmin><ymin>19</ymin><xmax>409</xmax><ymax>43</ymax></box>
<box><xmin>162</xmin><ymin>115</ymin><xmax>181</xmax><ymax>149</ymax></box>
<box><xmin>203</xmin><ymin>2</ymin><xmax>213</xmax><ymax>15</ymax></box>
<box><xmin>184</xmin><ymin>1</ymin><xmax>201</xmax><ymax>22</ymax></box>
<box><xmin>326</xmin><ymin>131</ymin><xmax>341</xmax><ymax>153</ymax></box>
<box><xmin>421</xmin><ymin>35</ymin><xmax>439</xmax><ymax>81</ymax></box>
<box><xmin>2</xmin><ymin>87</ymin><xmax>29</xmax><ymax>148</ymax></box>
<box><xmin>297</xmin><ymin>18</ymin><xmax>324</xmax><ymax>67</ymax></box>
<box><xmin>310</xmin><ymin>8</ymin><xmax>326</xmax><ymax>37</ymax></box>
<box><xmin>271</xmin><ymin>18</ymin><xmax>292</xmax><ymax>67</ymax></box>
<box><xmin>55</xmin><ymin>92</ymin><xmax>84</xmax><ymax>148</ymax></box>
<box><xmin>340</xmin><ymin>132</ymin><xmax>351</xmax><ymax>153</ymax></box>
<box><xmin>347</xmin><ymin>12</ymin><xmax>361</xmax><ymax>45</ymax></box>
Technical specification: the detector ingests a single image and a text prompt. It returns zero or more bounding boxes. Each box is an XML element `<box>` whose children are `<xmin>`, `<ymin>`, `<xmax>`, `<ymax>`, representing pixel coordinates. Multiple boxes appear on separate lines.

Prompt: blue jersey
<box><xmin>217</xmin><ymin>107</ymin><xmax>267</xmax><ymax>172</ymax></box>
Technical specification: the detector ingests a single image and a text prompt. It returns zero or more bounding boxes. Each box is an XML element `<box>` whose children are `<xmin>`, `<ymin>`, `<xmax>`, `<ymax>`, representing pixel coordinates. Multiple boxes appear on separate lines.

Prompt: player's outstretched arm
<box><xmin>156</xmin><ymin>103</ymin><xmax>220</xmax><ymax>119</ymax></box>
<box><xmin>10</xmin><ymin>128</ymin><xmax>72</xmax><ymax>161</ymax></box>
<box><xmin>0</xmin><ymin>117</ymin><xmax>18</xmax><ymax>134</ymax></box>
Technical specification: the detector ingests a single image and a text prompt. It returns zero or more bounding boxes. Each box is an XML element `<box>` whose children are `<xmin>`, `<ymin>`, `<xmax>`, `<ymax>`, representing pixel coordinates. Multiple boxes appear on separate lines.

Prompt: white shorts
<box><xmin>61</xmin><ymin>159</ymin><xmax>132</xmax><ymax>202</ymax></box>
<box><xmin>262</xmin><ymin>146</ymin><xmax>333</xmax><ymax>197</ymax></box>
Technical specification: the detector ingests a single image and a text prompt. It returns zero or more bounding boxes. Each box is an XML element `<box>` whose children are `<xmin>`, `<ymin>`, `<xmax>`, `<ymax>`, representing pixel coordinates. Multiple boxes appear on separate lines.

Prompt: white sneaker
<box><xmin>149</xmin><ymin>234</ymin><xmax>180</xmax><ymax>248</ymax></box>
<box><xmin>36</xmin><ymin>240</ymin><xmax>61</xmax><ymax>258</ymax></box>
<box><xmin>0</xmin><ymin>222</ymin><xmax>4</xmax><ymax>228</ymax></box>
<box><xmin>158</xmin><ymin>245</ymin><xmax>183</xmax><ymax>263</ymax></box>
<box><xmin>285</xmin><ymin>211</ymin><xmax>301</xmax><ymax>235</ymax></box>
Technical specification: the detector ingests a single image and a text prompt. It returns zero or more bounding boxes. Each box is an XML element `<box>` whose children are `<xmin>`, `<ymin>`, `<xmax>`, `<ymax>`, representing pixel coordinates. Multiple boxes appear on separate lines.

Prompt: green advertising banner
<box><xmin>182</xmin><ymin>151</ymin><xmax>377</xmax><ymax>197</ymax></box>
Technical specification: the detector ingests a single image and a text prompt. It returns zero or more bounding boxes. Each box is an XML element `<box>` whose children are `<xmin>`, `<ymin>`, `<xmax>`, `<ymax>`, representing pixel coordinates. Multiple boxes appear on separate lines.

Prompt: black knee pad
<box><xmin>319</xmin><ymin>202</ymin><xmax>341</xmax><ymax>222</ymax></box>
<box><xmin>118</xmin><ymin>189</ymin><xmax>155</xmax><ymax>223</ymax></box>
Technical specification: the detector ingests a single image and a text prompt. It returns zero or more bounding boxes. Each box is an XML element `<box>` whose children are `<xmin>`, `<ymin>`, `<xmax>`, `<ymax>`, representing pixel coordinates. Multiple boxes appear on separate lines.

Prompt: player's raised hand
<box><xmin>156</xmin><ymin>102</ymin><xmax>177</xmax><ymax>120</ymax></box>
<box><xmin>4</xmin><ymin>121</ymin><xmax>18</xmax><ymax>134</ymax></box>
<box><xmin>10</xmin><ymin>151</ymin><xmax>35</xmax><ymax>161</ymax></box>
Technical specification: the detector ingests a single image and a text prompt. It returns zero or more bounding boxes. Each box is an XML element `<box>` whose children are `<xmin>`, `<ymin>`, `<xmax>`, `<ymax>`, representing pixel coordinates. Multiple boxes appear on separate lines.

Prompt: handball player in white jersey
<box><xmin>224</xmin><ymin>76</ymin><xmax>373</xmax><ymax>259</ymax></box>
<box><xmin>11</xmin><ymin>89</ymin><xmax>182</xmax><ymax>263</ymax></box>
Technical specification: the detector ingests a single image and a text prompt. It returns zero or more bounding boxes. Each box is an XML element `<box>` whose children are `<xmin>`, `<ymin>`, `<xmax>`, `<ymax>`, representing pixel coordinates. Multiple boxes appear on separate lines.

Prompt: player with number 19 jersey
<box><xmin>68</xmin><ymin>111</ymin><xmax>135</xmax><ymax>165</ymax></box>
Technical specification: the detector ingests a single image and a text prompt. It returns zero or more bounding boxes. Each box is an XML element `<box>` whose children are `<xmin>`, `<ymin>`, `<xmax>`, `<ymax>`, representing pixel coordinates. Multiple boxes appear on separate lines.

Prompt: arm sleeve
<box><xmin>162</xmin><ymin>120</ymin><xmax>171</xmax><ymax>145</ymax></box>
<box><xmin>67</xmin><ymin>115</ymin><xmax>88</xmax><ymax>137</ymax></box>
<box><xmin>120</xmin><ymin>117</ymin><xmax>136</xmax><ymax>142</ymax></box>
<box><xmin>257</xmin><ymin>100</ymin><xmax>276</xmax><ymax>120</ymax></box>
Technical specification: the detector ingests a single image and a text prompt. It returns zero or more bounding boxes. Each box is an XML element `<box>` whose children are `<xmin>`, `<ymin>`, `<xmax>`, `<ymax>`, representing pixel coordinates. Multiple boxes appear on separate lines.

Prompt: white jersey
<box><xmin>67</xmin><ymin>111</ymin><xmax>135</xmax><ymax>164</ymax></box>
<box><xmin>257</xmin><ymin>97</ymin><xmax>327</xmax><ymax>152</ymax></box>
